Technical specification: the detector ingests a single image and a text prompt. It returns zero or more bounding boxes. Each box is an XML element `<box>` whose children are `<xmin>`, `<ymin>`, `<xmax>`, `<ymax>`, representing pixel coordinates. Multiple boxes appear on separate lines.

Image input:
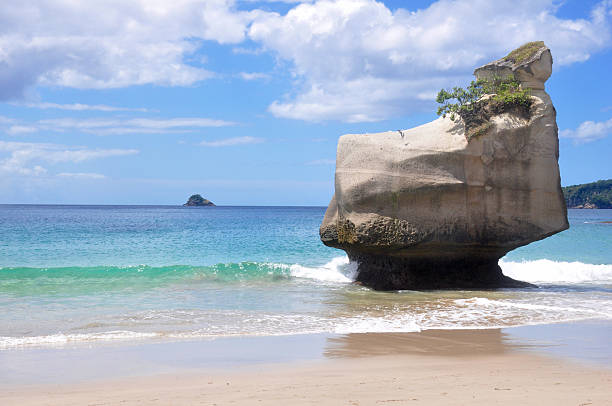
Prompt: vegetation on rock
<box><xmin>563</xmin><ymin>179</ymin><xmax>612</xmax><ymax>209</ymax></box>
<box><xmin>436</xmin><ymin>76</ymin><xmax>532</xmax><ymax>140</ymax></box>
<box><xmin>184</xmin><ymin>194</ymin><xmax>215</xmax><ymax>206</ymax></box>
<box><xmin>502</xmin><ymin>41</ymin><xmax>546</xmax><ymax>65</ymax></box>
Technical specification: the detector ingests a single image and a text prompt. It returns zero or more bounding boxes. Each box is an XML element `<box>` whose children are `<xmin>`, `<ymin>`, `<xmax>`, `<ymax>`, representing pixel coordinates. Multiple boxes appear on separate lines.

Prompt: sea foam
<box><xmin>500</xmin><ymin>259</ymin><xmax>612</xmax><ymax>283</ymax></box>
<box><xmin>290</xmin><ymin>256</ymin><xmax>612</xmax><ymax>285</ymax></box>
<box><xmin>289</xmin><ymin>256</ymin><xmax>356</xmax><ymax>283</ymax></box>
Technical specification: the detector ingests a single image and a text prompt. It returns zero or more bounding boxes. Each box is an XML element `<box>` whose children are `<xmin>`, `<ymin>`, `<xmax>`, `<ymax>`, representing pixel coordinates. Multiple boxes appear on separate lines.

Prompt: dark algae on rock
<box><xmin>320</xmin><ymin>41</ymin><xmax>568</xmax><ymax>291</ymax></box>
<box><xmin>563</xmin><ymin>179</ymin><xmax>612</xmax><ymax>209</ymax></box>
<box><xmin>184</xmin><ymin>194</ymin><xmax>215</xmax><ymax>206</ymax></box>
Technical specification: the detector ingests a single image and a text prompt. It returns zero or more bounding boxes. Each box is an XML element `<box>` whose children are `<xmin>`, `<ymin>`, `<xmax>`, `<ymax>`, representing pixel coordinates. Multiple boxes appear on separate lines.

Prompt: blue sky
<box><xmin>1</xmin><ymin>0</ymin><xmax>611</xmax><ymax>205</ymax></box>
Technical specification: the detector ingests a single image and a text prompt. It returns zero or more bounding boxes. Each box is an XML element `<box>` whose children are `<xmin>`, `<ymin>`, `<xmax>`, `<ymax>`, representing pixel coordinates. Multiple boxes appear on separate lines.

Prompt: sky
<box><xmin>0</xmin><ymin>0</ymin><xmax>611</xmax><ymax>205</ymax></box>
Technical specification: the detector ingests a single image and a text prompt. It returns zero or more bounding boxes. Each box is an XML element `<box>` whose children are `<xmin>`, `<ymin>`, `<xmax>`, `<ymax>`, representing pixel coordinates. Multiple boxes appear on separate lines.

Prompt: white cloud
<box><xmin>1</xmin><ymin>116</ymin><xmax>237</xmax><ymax>136</ymax></box>
<box><xmin>6</xmin><ymin>125</ymin><xmax>38</xmax><ymax>136</ymax></box>
<box><xmin>240</xmin><ymin>0</ymin><xmax>314</xmax><ymax>3</ymax></box>
<box><xmin>0</xmin><ymin>140</ymin><xmax>138</xmax><ymax>176</ymax></box>
<box><xmin>238</xmin><ymin>72</ymin><xmax>271</xmax><ymax>80</ymax></box>
<box><xmin>18</xmin><ymin>102</ymin><xmax>149</xmax><ymax>112</ymax></box>
<box><xmin>232</xmin><ymin>46</ymin><xmax>265</xmax><ymax>55</ymax></box>
<box><xmin>57</xmin><ymin>172</ymin><xmax>106</xmax><ymax>179</ymax></box>
<box><xmin>126</xmin><ymin>118</ymin><xmax>235</xmax><ymax>129</ymax></box>
<box><xmin>560</xmin><ymin>117</ymin><xmax>612</xmax><ymax>143</ymax></box>
<box><xmin>199</xmin><ymin>136</ymin><xmax>264</xmax><ymax>146</ymax></box>
<box><xmin>2</xmin><ymin>0</ymin><xmax>611</xmax><ymax>124</ymax></box>
<box><xmin>249</xmin><ymin>0</ymin><xmax>612</xmax><ymax>122</ymax></box>
<box><xmin>0</xmin><ymin>0</ymin><xmax>258</xmax><ymax>99</ymax></box>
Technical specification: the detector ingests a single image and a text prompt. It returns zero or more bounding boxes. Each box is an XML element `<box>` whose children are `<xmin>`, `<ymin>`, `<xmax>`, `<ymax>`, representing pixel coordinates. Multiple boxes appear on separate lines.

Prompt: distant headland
<box><xmin>563</xmin><ymin>179</ymin><xmax>612</xmax><ymax>209</ymax></box>
<box><xmin>183</xmin><ymin>194</ymin><xmax>215</xmax><ymax>207</ymax></box>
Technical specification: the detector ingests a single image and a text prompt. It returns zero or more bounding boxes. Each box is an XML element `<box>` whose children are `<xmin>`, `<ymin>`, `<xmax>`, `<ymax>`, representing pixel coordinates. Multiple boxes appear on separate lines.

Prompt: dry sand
<box><xmin>2</xmin><ymin>329</ymin><xmax>611</xmax><ymax>405</ymax></box>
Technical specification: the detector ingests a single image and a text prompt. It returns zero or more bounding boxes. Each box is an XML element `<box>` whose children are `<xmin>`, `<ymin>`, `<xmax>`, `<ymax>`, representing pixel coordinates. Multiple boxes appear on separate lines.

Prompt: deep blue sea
<box><xmin>0</xmin><ymin>205</ymin><xmax>610</xmax><ymax>349</ymax></box>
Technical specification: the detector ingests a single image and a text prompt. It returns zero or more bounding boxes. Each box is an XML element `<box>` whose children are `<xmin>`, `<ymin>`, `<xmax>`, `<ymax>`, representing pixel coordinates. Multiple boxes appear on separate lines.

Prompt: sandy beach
<box><xmin>2</xmin><ymin>326</ymin><xmax>611</xmax><ymax>405</ymax></box>
<box><xmin>2</xmin><ymin>0</ymin><xmax>612</xmax><ymax>404</ymax></box>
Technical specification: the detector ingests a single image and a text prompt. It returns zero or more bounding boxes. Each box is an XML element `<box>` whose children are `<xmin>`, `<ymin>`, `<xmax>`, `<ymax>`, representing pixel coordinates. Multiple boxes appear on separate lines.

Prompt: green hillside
<box><xmin>563</xmin><ymin>179</ymin><xmax>612</xmax><ymax>209</ymax></box>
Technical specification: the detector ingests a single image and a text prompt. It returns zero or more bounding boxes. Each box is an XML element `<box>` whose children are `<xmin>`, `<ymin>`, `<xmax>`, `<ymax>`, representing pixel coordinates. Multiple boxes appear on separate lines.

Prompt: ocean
<box><xmin>0</xmin><ymin>205</ymin><xmax>611</xmax><ymax>349</ymax></box>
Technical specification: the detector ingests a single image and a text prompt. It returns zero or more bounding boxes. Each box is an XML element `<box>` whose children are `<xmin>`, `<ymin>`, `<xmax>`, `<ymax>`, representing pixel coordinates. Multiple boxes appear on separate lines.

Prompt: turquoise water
<box><xmin>504</xmin><ymin>209</ymin><xmax>612</xmax><ymax>264</ymax></box>
<box><xmin>0</xmin><ymin>206</ymin><xmax>611</xmax><ymax>348</ymax></box>
<box><xmin>0</xmin><ymin>205</ymin><xmax>334</xmax><ymax>268</ymax></box>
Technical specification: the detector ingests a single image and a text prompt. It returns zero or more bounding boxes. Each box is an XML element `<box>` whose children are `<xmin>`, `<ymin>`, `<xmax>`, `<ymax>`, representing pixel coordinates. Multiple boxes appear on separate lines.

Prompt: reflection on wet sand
<box><xmin>325</xmin><ymin>329</ymin><xmax>519</xmax><ymax>358</ymax></box>
<box><xmin>325</xmin><ymin>321</ymin><xmax>612</xmax><ymax>369</ymax></box>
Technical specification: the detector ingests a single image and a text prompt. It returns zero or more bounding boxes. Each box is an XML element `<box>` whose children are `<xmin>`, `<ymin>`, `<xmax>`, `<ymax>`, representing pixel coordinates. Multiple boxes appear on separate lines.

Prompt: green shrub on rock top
<box><xmin>436</xmin><ymin>76</ymin><xmax>532</xmax><ymax>140</ymax></box>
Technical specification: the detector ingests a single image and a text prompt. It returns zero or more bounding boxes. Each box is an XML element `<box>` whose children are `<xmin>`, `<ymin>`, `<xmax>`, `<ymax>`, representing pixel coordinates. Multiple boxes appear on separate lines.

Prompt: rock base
<box><xmin>349</xmin><ymin>252</ymin><xmax>533</xmax><ymax>291</ymax></box>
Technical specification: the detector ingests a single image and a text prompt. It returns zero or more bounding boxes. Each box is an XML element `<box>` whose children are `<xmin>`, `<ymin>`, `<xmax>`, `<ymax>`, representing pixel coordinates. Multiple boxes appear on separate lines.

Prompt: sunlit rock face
<box><xmin>320</xmin><ymin>42</ymin><xmax>568</xmax><ymax>291</ymax></box>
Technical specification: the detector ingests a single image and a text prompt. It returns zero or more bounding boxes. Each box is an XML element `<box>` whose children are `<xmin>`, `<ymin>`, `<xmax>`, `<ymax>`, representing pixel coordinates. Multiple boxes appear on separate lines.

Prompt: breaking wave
<box><xmin>500</xmin><ymin>259</ymin><xmax>612</xmax><ymax>284</ymax></box>
<box><xmin>2</xmin><ymin>257</ymin><xmax>612</xmax><ymax>349</ymax></box>
<box><xmin>0</xmin><ymin>257</ymin><xmax>357</xmax><ymax>295</ymax></box>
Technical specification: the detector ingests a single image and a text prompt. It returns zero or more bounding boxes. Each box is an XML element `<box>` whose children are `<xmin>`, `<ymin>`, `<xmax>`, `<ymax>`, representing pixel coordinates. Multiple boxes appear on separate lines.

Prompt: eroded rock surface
<box><xmin>320</xmin><ymin>42</ymin><xmax>568</xmax><ymax>290</ymax></box>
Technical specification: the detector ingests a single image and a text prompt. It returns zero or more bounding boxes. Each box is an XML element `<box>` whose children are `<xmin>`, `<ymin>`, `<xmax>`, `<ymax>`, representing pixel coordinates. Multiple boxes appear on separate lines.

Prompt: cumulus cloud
<box><xmin>2</xmin><ymin>0</ymin><xmax>612</xmax><ymax>123</ymax></box>
<box><xmin>0</xmin><ymin>140</ymin><xmax>138</xmax><ymax>176</ymax></box>
<box><xmin>250</xmin><ymin>0</ymin><xmax>612</xmax><ymax>122</ymax></box>
<box><xmin>199</xmin><ymin>136</ymin><xmax>264</xmax><ymax>146</ymax></box>
<box><xmin>560</xmin><ymin>117</ymin><xmax>612</xmax><ymax>143</ymax></box>
<box><xmin>0</xmin><ymin>0</ymin><xmax>257</xmax><ymax>99</ymax></box>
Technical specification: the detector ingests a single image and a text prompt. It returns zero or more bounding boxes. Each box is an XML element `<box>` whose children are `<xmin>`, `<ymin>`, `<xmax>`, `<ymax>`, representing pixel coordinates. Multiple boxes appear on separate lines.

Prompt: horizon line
<box><xmin>0</xmin><ymin>203</ymin><xmax>329</xmax><ymax>208</ymax></box>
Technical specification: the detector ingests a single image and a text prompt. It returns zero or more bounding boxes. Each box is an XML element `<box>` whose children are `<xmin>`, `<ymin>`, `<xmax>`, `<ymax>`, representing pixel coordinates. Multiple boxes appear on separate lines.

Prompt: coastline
<box><xmin>1</xmin><ymin>207</ymin><xmax>611</xmax><ymax>404</ymax></box>
<box><xmin>2</xmin><ymin>321</ymin><xmax>611</xmax><ymax>405</ymax></box>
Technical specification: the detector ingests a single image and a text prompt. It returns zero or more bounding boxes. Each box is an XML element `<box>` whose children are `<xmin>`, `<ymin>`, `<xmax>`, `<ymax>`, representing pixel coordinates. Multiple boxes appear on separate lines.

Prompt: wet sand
<box><xmin>1</xmin><ymin>324</ymin><xmax>611</xmax><ymax>405</ymax></box>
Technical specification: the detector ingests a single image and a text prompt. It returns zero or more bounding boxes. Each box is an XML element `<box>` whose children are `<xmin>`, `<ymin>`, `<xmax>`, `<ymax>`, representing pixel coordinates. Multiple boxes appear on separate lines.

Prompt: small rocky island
<box><xmin>184</xmin><ymin>194</ymin><xmax>215</xmax><ymax>206</ymax></box>
<box><xmin>320</xmin><ymin>42</ymin><xmax>569</xmax><ymax>290</ymax></box>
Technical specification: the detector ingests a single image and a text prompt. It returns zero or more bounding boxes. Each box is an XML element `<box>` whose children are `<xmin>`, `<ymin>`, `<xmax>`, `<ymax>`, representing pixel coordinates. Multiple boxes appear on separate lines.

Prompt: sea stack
<box><xmin>320</xmin><ymin>42</ymin><xmax>569</xmax><ymax>290</ymax></box>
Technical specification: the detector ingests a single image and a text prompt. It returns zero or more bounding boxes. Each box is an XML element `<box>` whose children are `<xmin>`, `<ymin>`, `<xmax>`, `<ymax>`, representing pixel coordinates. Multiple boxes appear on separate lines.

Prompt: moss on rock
<box><xmin>503</xmin><ymin>41</ymin><xmax>546</xmax><ymax>65</ymax></box>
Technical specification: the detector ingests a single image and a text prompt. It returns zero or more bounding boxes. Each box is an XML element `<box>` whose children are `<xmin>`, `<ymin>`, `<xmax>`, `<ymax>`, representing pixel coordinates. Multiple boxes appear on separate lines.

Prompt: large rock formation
<box><xmin>320</xmin><ymin>42</ymin><xmax>568</xmax><ymax>290</ymax></box>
